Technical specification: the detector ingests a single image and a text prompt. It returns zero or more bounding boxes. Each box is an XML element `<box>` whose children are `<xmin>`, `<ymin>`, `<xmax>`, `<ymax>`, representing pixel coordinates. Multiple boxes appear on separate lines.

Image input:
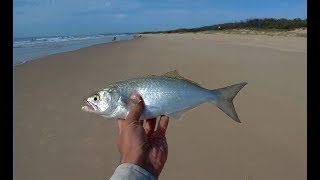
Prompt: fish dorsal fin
<box><xmin>162</xmin><ymin>70</ymin><xmax>201</xmax><ymax>86</ymax></box>
<box><xmin>136</xmin><ymin>74</ymin><xmax>157</xmax><ymax>79</ymax></box>
<box><xmin>162</xmin><ymin>70</ymin><xmax>183</xmax><ymax>79</ymax></box>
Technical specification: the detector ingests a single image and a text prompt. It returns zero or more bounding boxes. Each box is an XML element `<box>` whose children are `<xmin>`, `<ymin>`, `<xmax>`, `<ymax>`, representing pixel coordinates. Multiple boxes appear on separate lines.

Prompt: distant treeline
<box><xmin>141</xmin><ymin>18</ymin><xmax>307</xmax><ymax>34</ymax></box>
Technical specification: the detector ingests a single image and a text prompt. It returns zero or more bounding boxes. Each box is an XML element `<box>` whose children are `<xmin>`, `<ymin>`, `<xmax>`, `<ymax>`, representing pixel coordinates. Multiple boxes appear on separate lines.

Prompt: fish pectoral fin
<box><xmin>119</xmin><ymin>96</ymin><xmax>127</xmax><ymax>106</ymax></box>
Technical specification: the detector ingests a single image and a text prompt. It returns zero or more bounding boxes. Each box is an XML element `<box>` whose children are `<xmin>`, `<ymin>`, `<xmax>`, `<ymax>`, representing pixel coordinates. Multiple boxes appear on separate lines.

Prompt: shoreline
<box><xmin>13</xmin><ymin>35</ymin><xmax>137</xmax><ymax>67</ymax></box>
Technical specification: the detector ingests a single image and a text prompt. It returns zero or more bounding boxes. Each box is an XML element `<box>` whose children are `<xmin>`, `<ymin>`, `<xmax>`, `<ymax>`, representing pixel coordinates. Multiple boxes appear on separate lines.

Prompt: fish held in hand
<box><xmin>82</xmin><ymin>70</ymin><xmax>247</xmax><ymax>123</ymax></box>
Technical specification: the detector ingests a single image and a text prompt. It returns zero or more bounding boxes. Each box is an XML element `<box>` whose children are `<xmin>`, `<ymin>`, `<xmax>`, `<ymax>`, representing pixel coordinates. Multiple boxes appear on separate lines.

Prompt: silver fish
<box><xmin>82</xmin><ymin>70</ymin><xmax>247</xmax><ymax>122</ymax></box>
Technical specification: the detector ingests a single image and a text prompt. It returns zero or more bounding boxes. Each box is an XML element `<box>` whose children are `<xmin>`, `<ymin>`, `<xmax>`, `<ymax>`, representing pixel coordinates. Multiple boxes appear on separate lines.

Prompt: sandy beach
<box><xmin>14</xmin><ymin>33</ymin><xmax>306</xmax><ymax>180</ymax></box>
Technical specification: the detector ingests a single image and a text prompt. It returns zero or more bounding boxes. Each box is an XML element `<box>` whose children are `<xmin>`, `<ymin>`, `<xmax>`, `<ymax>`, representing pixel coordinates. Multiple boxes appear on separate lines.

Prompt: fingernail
<box><xmin>130</xmin><ymin>94</ymin><xmax>142</xmax><ymax>106</ymax></box>
<box><xmin>131</xmin><ymin>98</ymin><xmax>142</xmax><ymax>105</ymax></box>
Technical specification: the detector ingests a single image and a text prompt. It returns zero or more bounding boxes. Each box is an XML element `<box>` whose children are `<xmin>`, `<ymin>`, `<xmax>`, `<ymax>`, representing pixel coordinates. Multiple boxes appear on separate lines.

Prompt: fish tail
<box><xmin>210</xmin><ymin>82</ymin><xmax>247</xmax><ymax>123</ymax></box>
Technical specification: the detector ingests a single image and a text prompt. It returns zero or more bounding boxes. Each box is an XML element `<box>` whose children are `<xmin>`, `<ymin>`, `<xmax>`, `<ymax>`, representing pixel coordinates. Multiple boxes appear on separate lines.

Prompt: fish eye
<box><xmin>93</xmin><ymin>95</ymin><xmax>99</xmax><ymax>101</ymax></box>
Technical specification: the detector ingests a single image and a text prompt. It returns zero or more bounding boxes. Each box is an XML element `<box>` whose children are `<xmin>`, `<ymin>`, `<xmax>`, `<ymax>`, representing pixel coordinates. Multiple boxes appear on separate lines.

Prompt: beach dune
<box><xmin>14</xmin><ymin>33</ymin><xmax>306</xmax><ymax>180</ymax></box>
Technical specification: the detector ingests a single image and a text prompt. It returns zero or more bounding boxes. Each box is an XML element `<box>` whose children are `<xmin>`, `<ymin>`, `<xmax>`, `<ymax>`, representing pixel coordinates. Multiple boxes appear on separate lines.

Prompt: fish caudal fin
<box><xmin>211</xmin><ymin>82</ymin><xmax>247</xmax><ymax>123</ymax></box>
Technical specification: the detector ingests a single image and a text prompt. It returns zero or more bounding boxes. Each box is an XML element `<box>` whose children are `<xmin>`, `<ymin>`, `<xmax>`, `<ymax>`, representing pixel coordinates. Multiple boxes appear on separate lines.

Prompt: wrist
<box><xmin>113</xmin><ymin>163</ymin><xmax>157</xmax><ymax>180</ymax></box>
<box><xmin>120</xmin><ymin>158</ymin><xmax>159</xmax><ymax>179</ymax></box>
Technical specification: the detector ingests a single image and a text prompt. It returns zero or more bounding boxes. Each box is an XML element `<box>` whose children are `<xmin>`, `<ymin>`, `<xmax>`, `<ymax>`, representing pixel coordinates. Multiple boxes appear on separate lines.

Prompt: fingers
<box><xmin>157</xmin><ymin>115</ymin><xmax>169</xmax><ymax>134</ymax></box>
<box><xmin>117</xmin><ymin>118</ymin><xmax>125</xmax><ymax>135</ymax></box>
<box><xmin>145</xmin><ymin>118</ymin><xmax>156</xmax><ymax>136</ymax></box>
<box><xmin>125</xmin><ymin>94</ymin><xmax>143</xmax><ymax>125</ymax></box>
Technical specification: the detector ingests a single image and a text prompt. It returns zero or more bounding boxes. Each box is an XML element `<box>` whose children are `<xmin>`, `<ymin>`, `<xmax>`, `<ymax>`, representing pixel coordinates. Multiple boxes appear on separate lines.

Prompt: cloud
<box><xmin>113</xmin><ymin>13</ymin><xmax>127</xmax><ymax>19</ymax></box>
<box><xmin>104</xmin><ymin>0</ymin><xmax>112</xmax><ymax>7</ymax></box>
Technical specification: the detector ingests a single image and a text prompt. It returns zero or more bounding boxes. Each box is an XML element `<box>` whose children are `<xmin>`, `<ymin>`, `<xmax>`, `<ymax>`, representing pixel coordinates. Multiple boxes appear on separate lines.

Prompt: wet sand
<box><xmin>14</xmin><ymin>33</ymin><xmax>306</xmax><ymax>180</ymax></box>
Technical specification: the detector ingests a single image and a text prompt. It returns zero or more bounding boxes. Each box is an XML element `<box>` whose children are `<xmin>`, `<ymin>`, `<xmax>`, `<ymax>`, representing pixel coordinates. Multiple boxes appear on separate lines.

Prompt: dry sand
<box><xmin>14</xmin><ymin>33</ymin><xmax>306</xmax><ymax>180</ymax></box>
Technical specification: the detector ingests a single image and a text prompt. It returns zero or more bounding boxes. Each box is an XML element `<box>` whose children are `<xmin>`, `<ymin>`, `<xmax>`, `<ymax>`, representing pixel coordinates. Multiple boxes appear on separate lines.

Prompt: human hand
<box><xmin>117</xmin><ymin>94</ymin><xmax>169</xmax><ymax>179</ymax></box>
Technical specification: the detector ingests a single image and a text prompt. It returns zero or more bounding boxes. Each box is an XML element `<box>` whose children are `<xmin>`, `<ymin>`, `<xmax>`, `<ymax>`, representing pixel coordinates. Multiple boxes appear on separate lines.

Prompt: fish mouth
<box><xmin>82</xmin><ymin>100</ymin><xmax>96</xmax><ymax>112</ymax></box>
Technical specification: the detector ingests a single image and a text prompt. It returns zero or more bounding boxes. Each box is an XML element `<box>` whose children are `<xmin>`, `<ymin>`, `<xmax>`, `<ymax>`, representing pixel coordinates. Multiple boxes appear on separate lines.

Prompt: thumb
<box><xmin>125</xmin><ymin>94</ymin><xmax>143</xmax><ymax>125</ymax></box>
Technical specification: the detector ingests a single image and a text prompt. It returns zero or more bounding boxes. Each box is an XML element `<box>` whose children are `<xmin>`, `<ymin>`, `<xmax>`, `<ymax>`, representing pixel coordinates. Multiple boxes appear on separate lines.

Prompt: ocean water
<box><xmin>13</xmin><ymin>34</ymin><xmax>134</xmax><ymax>65</ymax></box>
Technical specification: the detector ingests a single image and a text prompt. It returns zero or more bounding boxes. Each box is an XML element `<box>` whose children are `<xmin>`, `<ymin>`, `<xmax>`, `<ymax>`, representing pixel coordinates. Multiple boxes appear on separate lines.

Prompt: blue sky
<box><xmin>14</xmin><ymin>0</ymin><xmax>307</xmax><ymax>37</ymax></box>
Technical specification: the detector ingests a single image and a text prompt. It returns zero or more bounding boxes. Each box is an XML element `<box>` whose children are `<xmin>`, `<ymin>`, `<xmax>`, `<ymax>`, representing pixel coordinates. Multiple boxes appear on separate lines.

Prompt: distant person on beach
<box><xmin>110</xmin><ymin>94</ymin><xmax>169</xmax><ymax>180</ymax></box>
<box><xmin>134</xmin><ymin>35</ymin><xmax>142</xmax><ymax>38</ymax></box>
<box><xmin>112</xmin><ymin>36</ymin><xmax>117</xmax><ymax>41</ymax></box>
